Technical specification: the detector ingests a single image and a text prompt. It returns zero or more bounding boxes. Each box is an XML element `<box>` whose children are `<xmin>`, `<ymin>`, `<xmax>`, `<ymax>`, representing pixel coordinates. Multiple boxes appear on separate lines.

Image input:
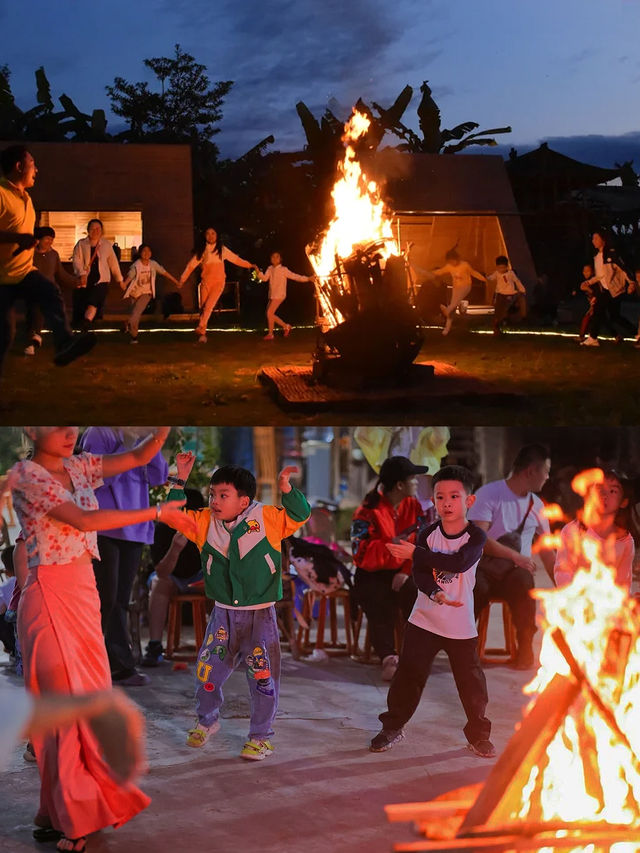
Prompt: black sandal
<box><xmin>33</xmin><ymin>826</ymin><xmax>62</xmax><ymax>842</ymax></box>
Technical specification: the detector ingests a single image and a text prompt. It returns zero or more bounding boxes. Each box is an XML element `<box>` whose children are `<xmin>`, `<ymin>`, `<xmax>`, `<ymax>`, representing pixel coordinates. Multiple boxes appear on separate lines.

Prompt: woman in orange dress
<box><xmin>11</xmin><ymin>426</ymin><xmax>195</xmax><ymax>853</ymax></box>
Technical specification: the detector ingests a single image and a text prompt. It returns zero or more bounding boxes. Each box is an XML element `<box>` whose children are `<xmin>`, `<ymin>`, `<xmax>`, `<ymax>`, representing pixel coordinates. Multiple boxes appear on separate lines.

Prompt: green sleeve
<box><xmin>282</xmin><ymin>485</ymin><xmax>311</xmax><ymax>522</ymax></box>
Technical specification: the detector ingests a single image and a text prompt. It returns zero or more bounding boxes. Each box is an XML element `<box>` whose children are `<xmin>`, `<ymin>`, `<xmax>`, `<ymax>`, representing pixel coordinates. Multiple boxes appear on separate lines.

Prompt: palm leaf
<box><xmin>440</xmin><ymin>121</ymin><xmax>479</xmax><ymax>143</ymax></box>
<box><xmin>442</xmin><ymin>138</ymin><xmax>498</xmax><ymax>154</ymax></box>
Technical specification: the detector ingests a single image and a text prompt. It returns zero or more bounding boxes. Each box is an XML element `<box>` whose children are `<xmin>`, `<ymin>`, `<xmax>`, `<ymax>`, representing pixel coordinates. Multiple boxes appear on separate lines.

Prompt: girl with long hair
<box><xmin>178</xmin><ymin>227</ymin><xmax>257</xmax><ymax>343</ymax></box>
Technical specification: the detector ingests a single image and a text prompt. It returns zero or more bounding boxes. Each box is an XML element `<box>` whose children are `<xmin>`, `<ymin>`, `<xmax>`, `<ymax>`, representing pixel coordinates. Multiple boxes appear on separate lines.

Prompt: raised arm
<box><xmin>222</xmin><ymin>247</ymin><xmax>256</xmax><ymax>270</ymax></box>
<box><xmin>412</xmin><ymin>523</ymin><xmax>487</xmax><ymax>575</ymax></box>
<box><xmin>46</xmin><ymin>497</ymin><xmax>196</xmax><ymax>538</ymax></box>
<box><xmin>100</xmin><ymin>427</ymin><xmax>170</xmax><ymax>479</ymax></box>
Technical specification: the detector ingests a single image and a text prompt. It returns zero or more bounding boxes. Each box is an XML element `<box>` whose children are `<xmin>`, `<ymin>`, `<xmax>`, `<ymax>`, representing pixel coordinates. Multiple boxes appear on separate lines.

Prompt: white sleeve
<box><xmin>283</xmin><ymin>267</ymin><xmax>311</xmax><ymax>283</ymax></box>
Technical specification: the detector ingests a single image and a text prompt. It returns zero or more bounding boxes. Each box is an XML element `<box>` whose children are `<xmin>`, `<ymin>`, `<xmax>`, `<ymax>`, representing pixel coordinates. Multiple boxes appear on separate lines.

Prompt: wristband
<box><xmin>156</xmin><ymin>503</ymin><xmax>162</xmax><ymax>520</ymax></box>
<box><xmin>167</xmin><ymin>475</ymin><xmax>185</xmax><ymax>487</ymax></box>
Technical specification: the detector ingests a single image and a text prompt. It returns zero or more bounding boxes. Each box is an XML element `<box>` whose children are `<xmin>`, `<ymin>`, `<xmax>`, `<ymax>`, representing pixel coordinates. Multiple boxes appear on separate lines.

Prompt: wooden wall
<box><xmin>23</xmin><ymin>141</ymin><xmax>194</xmax><ymax>311</ymax></box>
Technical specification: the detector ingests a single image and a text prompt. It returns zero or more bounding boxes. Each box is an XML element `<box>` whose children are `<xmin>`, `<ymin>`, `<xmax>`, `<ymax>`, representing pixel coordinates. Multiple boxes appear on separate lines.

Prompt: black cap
<box><xmin>379</xmin><ymin>456</ymin><xmax>429</xmax><ymax>485</ymax></box>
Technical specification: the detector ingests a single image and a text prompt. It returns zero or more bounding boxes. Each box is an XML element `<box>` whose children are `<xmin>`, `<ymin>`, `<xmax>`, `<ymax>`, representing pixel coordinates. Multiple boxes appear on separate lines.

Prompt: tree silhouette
<box><xmin>0</xmin><ymin>65</ymin><xmax>108</xmax><ymax>142</ymax></box>
<box><xmin>106</xmin><ymin>44</ymin><xmax>232</xmax><ymax>153</ymax></box>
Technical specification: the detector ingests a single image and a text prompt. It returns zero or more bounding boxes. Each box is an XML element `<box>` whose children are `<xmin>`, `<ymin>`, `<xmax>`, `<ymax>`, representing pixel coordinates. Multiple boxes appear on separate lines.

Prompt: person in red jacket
<box><xmin>351</xmin><ymin>456</ymin><xmax>430</xmax><ymax>681</ymax></box>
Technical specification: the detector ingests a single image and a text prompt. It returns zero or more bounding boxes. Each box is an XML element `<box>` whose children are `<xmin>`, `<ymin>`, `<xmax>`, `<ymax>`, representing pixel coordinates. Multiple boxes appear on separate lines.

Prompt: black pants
<box><xmin>473</xmin><ymin>566</ymin><xmax>536</xmax><ymax>648</ymax></box>
<box><xmin>589</xmin><ymin>289</ymin><xmax>636</xmax><ymax>340</ymax></box>
<box><xmin>379</xmin><ymin>622</ymin><xmax>491</xmax><ymax>743</ymax></box>
<box><xmin>0</xmin><ymin>614</ymin><xmax>15</xmax><ymax>654</ymax></box>
<box><xmin>0</xmin><ymin>270</ymin><xmax>73</xmax><ymax>374</ymax></box>
<box><xmin>354</xmin><ymin>568</ymin><xmax>417</xmax><ymax>660</ymax></box>
<box><xmin>93</xmin><ymin>536</ymin><xmax>144</xmax><ymax>675</ymax></box>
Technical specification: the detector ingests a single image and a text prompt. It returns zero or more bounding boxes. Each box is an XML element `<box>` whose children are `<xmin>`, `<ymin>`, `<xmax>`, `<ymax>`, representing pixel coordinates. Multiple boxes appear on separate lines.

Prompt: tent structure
<box><xmin>369</xmin><ymin>150</ymin><xmax>537</xmax><ymax>305</ymax></box>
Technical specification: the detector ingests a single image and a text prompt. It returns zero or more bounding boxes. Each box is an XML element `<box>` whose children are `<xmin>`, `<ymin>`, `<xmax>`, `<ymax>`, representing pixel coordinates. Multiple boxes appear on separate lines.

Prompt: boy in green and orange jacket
<box><xmin>168</xmin><ymin>454</ymin><xmax>310</xmax><ymax>760</ymax></box>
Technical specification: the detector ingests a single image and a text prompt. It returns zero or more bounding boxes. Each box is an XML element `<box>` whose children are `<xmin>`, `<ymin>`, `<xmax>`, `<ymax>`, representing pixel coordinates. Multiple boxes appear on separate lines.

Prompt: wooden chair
<box><xmin>351</xmin><ymin>608</ymin><xmax>406</xmax><ymax>663</ymax></box>
<box><xmin>276</xmin><ymin>573</ymin><xmax>301</xmax><ymax>659</ymax></box>
<box><xmin>296</xmin><ymin>588</ymin><xmax>354</xmax><ymax>656</ymax></box>
<box><xmin>165</xmin><ymin>593</ymin><xmax>209</xmax><ymax>661</ymax></box>
<box><xmin>476</xmin><ymin>599</ymin><xmax>517</xmax><ymax>665</ymax></box>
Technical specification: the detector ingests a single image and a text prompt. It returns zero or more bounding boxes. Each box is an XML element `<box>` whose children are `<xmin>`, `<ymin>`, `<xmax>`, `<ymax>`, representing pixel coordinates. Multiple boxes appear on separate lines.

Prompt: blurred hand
<box><xmin>391</xmin><ymin>572</ymin><xmax>409</xmax><ymax>592</ymax></box>
<box><xmin>12</xmin><ymin>233</ymin><xmax>37</xmax><ymax>253</ymax></box>
<box><xmin>386</xmin><ymin>541</ymin><xmax>415</xmax><ymax>561</ymax></box>
<box><xmin>278</xmin><ymin>465</ymin><xmax>299</xmax><ymax>494</ymax></box>
<box><xmin>433</xmin><ymin>591</ymin><xmax>463</xmax><ymax>608</ymax></box>
<box><xmin>175</xmin><ymin>451</ymin><xmax>196</xmax><ymax>481</ymax></box>
<box><xmin>514</xmin><ymin>553</ymin><xmax>536</xmax><ymax>573</ymax></box>
<box><xmin>159</xmin><ymin>500</ymin><xmax>196</xmax><ymax>539</ymax></box>
<box><xmin>88</xmin><ymin>688</ymin><xmax>146</xmax><ymax>783</ymax></box>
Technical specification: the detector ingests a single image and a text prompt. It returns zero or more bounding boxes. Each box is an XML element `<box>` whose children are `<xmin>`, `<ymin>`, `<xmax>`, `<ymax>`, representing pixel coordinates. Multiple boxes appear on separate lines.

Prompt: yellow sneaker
<box><xmin>186</xmin><ymin>720</ymin><xmax>220</xmax><ymax>748</ymax></box>
<box><xmin>240</xmin><ymin>739</ymin><xmax>274</xmax><ymax>761</ymax></box>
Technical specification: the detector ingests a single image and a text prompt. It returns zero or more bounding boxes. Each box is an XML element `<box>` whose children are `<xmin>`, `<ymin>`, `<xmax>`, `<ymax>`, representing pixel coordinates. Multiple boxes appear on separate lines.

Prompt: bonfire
<box><xmin>386</xmin><ymin>468</ymin><xmax>640</xmax><ymax>852</ymax></box>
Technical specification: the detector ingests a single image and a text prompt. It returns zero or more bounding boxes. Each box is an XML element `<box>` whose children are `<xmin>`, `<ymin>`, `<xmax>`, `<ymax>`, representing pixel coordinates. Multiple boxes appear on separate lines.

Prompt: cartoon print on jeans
<box><xmin>214</xmin><ymin>627</ymin><xmax>228</xmax><ymax>643</ymax></box>
<box><xmin>200</xmin><ymin>649</ymin><xmax>211</xmax><ymax>662</ymax></box>
<box><xmin>246</xmin><ymin>645</ymin><xmax>271</xmax><ymax>680</ymax></box>
<box><xmin>256</xmin><ymin>677</ymin><xmax>275</xmax><ymax>697</ymax></box>
<box><xmin>206</xmin><ymin>633</ymin><xmax>214</xmax><ymax>646</ymax></box>
<box><xmin>197</xmin><ymin>661</ymin><xmax>213</xmax><ymax>683</ymax></box>
<box><xmin>212</xmin><ymin>644</ymin><xmax>227</xmax><ymax>661</ymax></box>
<box><xmin>203</xmin><ymin>682</ymin><xmax>215</xmax><ymax>692</ymax></box>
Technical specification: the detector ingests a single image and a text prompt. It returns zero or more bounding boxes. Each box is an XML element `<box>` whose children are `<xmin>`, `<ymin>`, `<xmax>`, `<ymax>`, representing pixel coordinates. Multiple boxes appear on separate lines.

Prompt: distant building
<box><xmin>23</xmin><ymin>140</ymin><xmax>194</xmax><ymax>313</ymax></box>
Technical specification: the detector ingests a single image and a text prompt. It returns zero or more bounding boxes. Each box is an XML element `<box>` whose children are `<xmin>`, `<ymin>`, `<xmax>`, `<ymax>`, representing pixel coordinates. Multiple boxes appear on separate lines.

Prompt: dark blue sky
<box><xmin>3</xmin><ymin>0</ymin><xmax>640</xmax><ymax>166</ymax></box>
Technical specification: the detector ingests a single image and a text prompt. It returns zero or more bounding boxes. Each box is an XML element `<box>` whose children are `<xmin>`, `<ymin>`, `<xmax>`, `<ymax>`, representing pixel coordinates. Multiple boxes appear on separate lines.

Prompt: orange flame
<box><xmin>307</xmin><ymin>109</ymin><xmax>399</xmax><ymax>328</ymax></box>
<box><xmin>513</xmin><ymin>467</ymin><xmax>640</xmax><ymax>835</ymax></box>
<box><xmin>542</xmin><ymin>503</ymin><xmax>567</xmax><ymax>523</ymax></box>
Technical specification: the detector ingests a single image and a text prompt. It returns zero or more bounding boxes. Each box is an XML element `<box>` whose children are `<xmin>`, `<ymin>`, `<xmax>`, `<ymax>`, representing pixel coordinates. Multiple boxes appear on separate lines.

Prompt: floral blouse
<box><xmin>12</xmin><ymin>453</ymin><xmax>104</xmax><ymax>568</ymax></box>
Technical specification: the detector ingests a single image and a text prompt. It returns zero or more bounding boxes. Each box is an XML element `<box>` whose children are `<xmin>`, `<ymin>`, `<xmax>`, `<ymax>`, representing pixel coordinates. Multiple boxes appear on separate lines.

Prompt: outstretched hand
<box><xmin>159</xmin><ymin>499</ymin><xmax>197</xmax><ymax>539</ymax></box>
<box><xmin>386</xmin><ymin>541</ymin><xmax>415</xmax><ymax>561</ymax></box>
<box><xmin>278</xmin><ymin>465</ymin><xmax>299</xmax><ymax>494</ymax></box>
<box><xmin>175</xmin><ymin>451</ymin><xmax>196</xmax><ymax>481</ymax></box>
<box><xmin>433</xmin><ymin>591</ymin><xmax>463</xmax><ymax>608</ymax></box>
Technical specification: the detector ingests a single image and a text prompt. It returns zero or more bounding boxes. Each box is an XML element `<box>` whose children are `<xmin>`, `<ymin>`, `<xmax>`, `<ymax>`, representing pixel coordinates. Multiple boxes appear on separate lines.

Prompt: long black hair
<box><xmin>193</xmin><ymin>227</ymin><xmax>223</xmax><ymax>261</ymax></box>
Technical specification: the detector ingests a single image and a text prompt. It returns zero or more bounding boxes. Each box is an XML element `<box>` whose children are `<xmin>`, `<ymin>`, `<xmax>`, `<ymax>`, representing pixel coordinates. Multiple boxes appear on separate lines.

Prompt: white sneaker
<box><xmin>197</xmin><ymin>334</ymin><xmax>208</xmax><ymax>344</ymax></box>
<box><xmin>581</xmin><ymin>337</ymin><xmax>600</xmax><ymax>347</ymax></box>
<box><xmin>381</xmin><ymin>654</ymin><xmax>399</xmax><ymax>681</ymax></box>
<box><xmin>24</xmin><ymin>345</ymin><xmax>35</xmax><ymax>356</ymax></box>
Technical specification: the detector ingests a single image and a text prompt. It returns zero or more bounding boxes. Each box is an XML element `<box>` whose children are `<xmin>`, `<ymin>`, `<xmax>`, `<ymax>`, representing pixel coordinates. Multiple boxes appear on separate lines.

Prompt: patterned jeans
<box><xmin>195</xmin><ymin>604</ymin><xmax>281</xmax><ymax>739</ymax></box>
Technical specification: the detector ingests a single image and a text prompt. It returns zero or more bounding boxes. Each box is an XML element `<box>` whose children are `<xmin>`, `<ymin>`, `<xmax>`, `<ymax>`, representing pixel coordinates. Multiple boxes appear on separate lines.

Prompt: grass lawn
<box><xmin>3</xmin><ymin>323</ymin><xmax>639</xmax><ymax>426</ymax></box>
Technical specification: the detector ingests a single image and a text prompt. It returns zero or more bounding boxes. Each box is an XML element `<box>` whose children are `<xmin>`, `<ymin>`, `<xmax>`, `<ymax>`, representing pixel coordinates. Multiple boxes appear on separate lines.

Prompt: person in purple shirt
<box><xmin>79</xmin><ymin>427</ymin><xmax>169</xmax><ymax>686</ymax></box>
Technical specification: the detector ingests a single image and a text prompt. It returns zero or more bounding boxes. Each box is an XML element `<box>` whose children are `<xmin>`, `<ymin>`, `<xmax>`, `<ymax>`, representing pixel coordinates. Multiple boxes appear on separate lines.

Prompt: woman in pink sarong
<box><xmin>178</xmin><ymin>227</ymin><xmax>257</xmax><ymax>344</ymax></box>
<box><xmin>11</xmin><ymin>426</ymin><xmax>196</xmax><ymax>853</ymax></box>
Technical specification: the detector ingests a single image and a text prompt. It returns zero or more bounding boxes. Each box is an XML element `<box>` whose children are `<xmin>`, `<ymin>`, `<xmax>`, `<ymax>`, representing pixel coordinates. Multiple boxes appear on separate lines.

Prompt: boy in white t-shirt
<box><xmin>369</xmin><ymin>465</ymin><xmax>494</xmax><ymax>758</ymax></box>
<box><xmin>487</xmin><ymin>255</ymin><xmax>527</xmax><ymax>335</ymax></box>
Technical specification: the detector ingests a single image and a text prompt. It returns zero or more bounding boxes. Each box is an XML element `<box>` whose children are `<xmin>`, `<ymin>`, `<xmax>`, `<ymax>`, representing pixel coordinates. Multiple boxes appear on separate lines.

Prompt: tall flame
<box><xmin>514</xmin><ymin>468</ymin><xmax>640</xmax><ymax>845</ymax></box>
<box><xmin>307</xmin><ymin>110</ymin><xmax>399</xmax><ymax>328</ymax></box>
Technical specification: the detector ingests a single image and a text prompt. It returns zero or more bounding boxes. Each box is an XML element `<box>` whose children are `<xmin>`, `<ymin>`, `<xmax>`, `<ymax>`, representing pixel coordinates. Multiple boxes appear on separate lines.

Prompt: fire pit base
<box><xmin>258</xmin><ymin>361</ymin><xmax>523</xmax><ymax>413</ymax></box>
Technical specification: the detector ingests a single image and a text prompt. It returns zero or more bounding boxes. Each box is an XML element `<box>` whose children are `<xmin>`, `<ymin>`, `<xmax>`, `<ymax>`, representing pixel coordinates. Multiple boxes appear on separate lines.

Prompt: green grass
<box><xmin>3</xmin><ymin>324</ymin><xmax>639</xmax><ymax>425</ymax></box>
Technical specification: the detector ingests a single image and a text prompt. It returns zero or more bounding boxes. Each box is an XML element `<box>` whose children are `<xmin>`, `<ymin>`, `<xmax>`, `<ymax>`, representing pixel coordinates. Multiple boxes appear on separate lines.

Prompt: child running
<box><xmin>178</xmin><ymin>227</ymin><xmax>257</xmax><ymax>343</ymax></box>
<box><xmin>256</xmin><ymin>252</ymin><xmax>314</xmax><ymax>340</ymax></box>
<box><xmin>572</xmin><ymin>263</ymin><xmax>599</xmax><ymax>343</ymax></box>
<box><xmin>369</xmin><ymin>464</ymin><xmax>494</xmax><ymax>758</ymax></box>
<box><xmin>434</xmin><ymin>249</ymin><xmax>487</xmax><ymax>336</ymax></box>
<box><xmin>487</xmin><ymin>255</ymin><xmax>527</xmax><ymax>335</ymax></box>
<box><xmin>169</xmin><ymin>453</ymin><xmax>310</xmax><ymax>760</ymax></box>
<box><xmin>554</xmin><ymin>469</ymin><xmax>634</xmax><ymax>590</ymax></box>
<box><xmin>121</xmin><ymin>244</ymin><xmax>180</xmax><ymax>343</ymax></box>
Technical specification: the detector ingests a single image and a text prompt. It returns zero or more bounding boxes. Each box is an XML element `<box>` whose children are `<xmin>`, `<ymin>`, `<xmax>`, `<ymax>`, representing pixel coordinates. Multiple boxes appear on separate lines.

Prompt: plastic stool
<box><xmin>165</xmin><ymin>593</ymin><xmax>208</xmax><ymax>661</ymax></box>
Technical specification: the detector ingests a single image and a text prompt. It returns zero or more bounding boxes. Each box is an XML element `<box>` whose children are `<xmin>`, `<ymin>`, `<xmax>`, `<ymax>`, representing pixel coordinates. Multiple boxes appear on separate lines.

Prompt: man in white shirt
<box><xmin>468</xmin><ymin>444</ymin><xmax>555</xmax><ymax>670</ymax></box>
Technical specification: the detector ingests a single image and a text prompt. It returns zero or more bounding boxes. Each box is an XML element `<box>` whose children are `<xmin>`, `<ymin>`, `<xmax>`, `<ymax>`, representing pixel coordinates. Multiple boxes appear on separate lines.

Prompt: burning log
<box><xmin>306</xmin><ymin>109</ymin><xmax>426</xmax><ymax>388</ymax></box>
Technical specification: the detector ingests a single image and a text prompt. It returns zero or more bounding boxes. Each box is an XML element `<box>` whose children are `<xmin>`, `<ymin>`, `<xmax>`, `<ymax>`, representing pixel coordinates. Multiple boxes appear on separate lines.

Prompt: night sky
<box><xmin>3</xmin><ymin>0</ymin><xmax>640</xmax><ymax>166</ymax></box>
